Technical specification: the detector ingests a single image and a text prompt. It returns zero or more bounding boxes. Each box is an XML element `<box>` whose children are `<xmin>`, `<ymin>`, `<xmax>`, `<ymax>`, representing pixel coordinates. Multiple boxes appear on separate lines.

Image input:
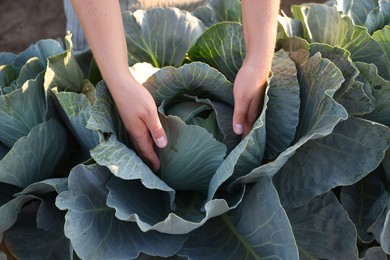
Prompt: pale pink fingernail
<box><xmin>234</xmin><ymin>124</ymin><xmax>243</xmax><ymax>135</ymax></box>
<box><xmin>156</xmin><ymin>136</ymin><xmax>167</xmax><ymax>148</ymax></box>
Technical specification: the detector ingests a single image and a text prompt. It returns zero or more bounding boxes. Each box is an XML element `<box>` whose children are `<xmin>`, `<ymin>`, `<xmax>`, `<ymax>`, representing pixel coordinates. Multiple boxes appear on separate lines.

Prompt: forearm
<box><xmin>70</xmin><ymin>0</ymin><xmax>135</xmax><ymax>91</ymax></box>
<box><xmin>241</xmin><ymin>0</ymin><xmax>280</xmax><ymax>73</ymax></box>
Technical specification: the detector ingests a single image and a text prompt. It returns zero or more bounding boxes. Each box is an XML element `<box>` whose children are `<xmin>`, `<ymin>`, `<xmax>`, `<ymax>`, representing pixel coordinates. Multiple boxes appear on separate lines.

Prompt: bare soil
<box><xmin>0</xmin><ymin>0</ymin><xmax>324</xmax><ymax>54</ymax></box>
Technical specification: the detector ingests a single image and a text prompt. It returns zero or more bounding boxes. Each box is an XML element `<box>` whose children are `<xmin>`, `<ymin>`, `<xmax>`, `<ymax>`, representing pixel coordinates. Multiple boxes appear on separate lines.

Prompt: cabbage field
<box><xmin>1</xmin><ymin>0</ymin><xmax>390</xmax><ymax>259</ymax></box>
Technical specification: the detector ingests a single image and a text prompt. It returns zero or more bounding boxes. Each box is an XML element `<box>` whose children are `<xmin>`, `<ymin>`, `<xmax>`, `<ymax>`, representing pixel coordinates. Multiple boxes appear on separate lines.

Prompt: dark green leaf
<box><xmin>0</xmin><ymin>73</ymin><xmax>46</xmax><ymax>147</ymax></box>
<box><xmin>341</xmin><ymin>173</ymin><xmax>388</xmax><ymax>243</ymax></box>
<box><xmin>187</xmin><ymin>22</ymin><xmax>245</xmax><ymax>82</ymax></box>
<box><xmin>275</xmin><ymin>117</ymin><xmax>390</xmax><ymax>208</ymax></box>
<box><xmin>56</xmin><ymin>164</ymin><xmax>187</xmax><ymax>259</ymax></box>
<box><xmin>123</xmin><ymin>8</ymin><xmax>205</xmax><ymax>67</ymax></box>
<box><xmin>287</xmin><ymin>192</ymin><xmax>359</xmax><ymax>260</ymax></box>
<box><xmin>0</xmin><ymin>119</ymin><xmax>70</xmax><ymax>188</ymax></box>
<box><xmin>180</xmin><ymin>177</ymin><xmax>299</xmax><ymax>259</ymax></box>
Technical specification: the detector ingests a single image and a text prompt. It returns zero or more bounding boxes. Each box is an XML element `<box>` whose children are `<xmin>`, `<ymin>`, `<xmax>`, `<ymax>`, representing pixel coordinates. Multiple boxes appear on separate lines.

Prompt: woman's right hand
<box><xmin>108</xmin><ymin>73</ymin><xmax>168</xmax><ymax>172</ymax></box>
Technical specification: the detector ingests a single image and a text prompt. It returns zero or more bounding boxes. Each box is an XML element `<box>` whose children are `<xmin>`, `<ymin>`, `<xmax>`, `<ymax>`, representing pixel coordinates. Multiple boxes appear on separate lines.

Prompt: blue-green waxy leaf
<box><xmin>365</xmin><ymin>1</ymin><xmax>390</xmax><ymax>34</ymax></box>
<box><xmin>380</xmin><ymin>208</ymin><xmax>390</xmax><ymax>254</ymax></box>
<box><xmin>91</xmin><ymin>134</ymin><xmax>176</xmax><ymax>201</ymax></box>
<box><xmin>0</xmin><ymin>52</ymin><xmax>16</xmax><ymax>66</ymax></box>
<box><xmin>158</xmin><ymin>115</ymin><xmax>226</xmax><ymax>193</ymax></box>
<box><xmin>87</xmin><ymin>81</ymin><xmax>130</xmax><ymax>144</ymax></box>
<box><xmin>0</xmin><ymin>183</ymin><xmax>23</xmax><ymax>241</ymax></box>
<box><xmin>265</xmin><ymin>49</ymin><xmax>300</xmax><ymax>160</ymax></box>
<box><xmin>144</xmin><ymin>62</ymin><xmax>234</xmax><ymax>106</ymax></box>
<box><xmin>122</xmin><ymin>8</ymin><xmax>206</xmax><ymax>68</ymax></box>
<box><xmin>106</xmin><ymin>170</ymin><xmax>244</xmax><ymax>235</ymax></box>
<box><xmin>193</xmin><ymin>0</ymin><xmax>241</xmax><ymax>27</ymax></box>
<box><xmin>286</xmin><ymin>191</ymin><xmax>359</xmax><ymax>260</ymax></box>
<box><xmin>12</xmin><ymin>39</ymin><xmax>64</xmax><ymax>72</ymax></box>
<box><xmin>0</xmin><ymin>143</ymin><xmax>8</xmax><ymax>160</ymax></box>
<box><xmin>213</xmin><ymin>91</ymin><xmax>268</xmax><ymax>196</ymax></box>
<box><xmin>230</xmin><ymin>51</ymin><xmax>348</xmax><ymax>187</ymax></box>
<box><xmin>333</xmin><ymin>0</ymin><xmax>378</xmax><ymax>26</ymax></box>
<box><xmin>274</xmin><ymin>117</ymin><xmax>390</xmax><ymax>208</ymax></box>
<box><xmin>208</xmin><ymin>0</ymin><xmax>242</xmax><ymax>23</ymax></box>
<box><xmin>291</xmin><ymin>51</ymin><xmax>347</xmax><ymax>142</ymax></box>
<box><xmin>0</xmin><ymin>118</ymin><xmax>70</xmax><ymax>188</ymax></box>
<box><xmin>4</xmin><ymin>208</ymin><xmax>71</xmax><ymax>260</ymax></box>
<box><xmin>356</xmin><ymin>62</ymin><xmax>390</xmax><ymax>126</ymax></box>
<box><xmin>146</xmin><ymin>62</ymin><xmax>239</xmax><ymax>151</ymax></box>
<box><xmin>0</xmin><ymin>73</ymin><xmax>46</xmax><ymax>148</ymax></box>
<box><xmin>44</xmin><ymin>37</ymin><xmax>85</xmax><ymax>93</ymax></box>
<box><xmin>0</xmin><ymin>64</ymin><xmax>17</xmax><ymax>91</ymax></box>
<box><xmin>372</xmin><ymin>26</ymin><xmax>390</xmax><ymax>80</ymax></box>
<box><xmin>187</xmin><ymin>22</ymin><xmax>245</xmax><ymax>82</ymax></box>
<box><xmin>341</xmin><ymin>173</ymin><xmax>388</xmax><ymax>243</ymax></box>
<box><xmin>0</xmin><ymin>194</ymin><xmax>34</xmax><ymax>242</ymax></box>
<box><xmin>310</xmin><ymin>43</ymin><xmax>374</xmax><ymax>116</ymax></box>
<box><xmin>0</xmin><ymin>183</ymin><xmax>21</xmax><ymax>207</ymax></box>
<box><xmin>56</xmin><ymin>164</ymin><xmax>188</xmax><ymax>259</ymax></box>
<box><xmin>52</xmin><ymin>88</ymin><xmax>100</xmax><ymax>154</ymax></box>
<box><xmin>291</xmin><ymin>4</ymin><xmax>389</xmax><ymax>79</ymax></box>
<box><xmin>4</xmin><ymin>179</ymin><xmax>71</xmax><ymax>260</ymax></box>
<box><xmin>1</xmin><ymin>58</ymin><xmax>43</xmax><ymax>95</ymax></box>
<box><xmin>179</xmin><ymin>177</ymin><xmax>299</xmax><ymax>260</ymax></box>
<box><xmin>362</xmin><ymin>247</ymin><xmax>388</xmax><ymax>260</ymax></box>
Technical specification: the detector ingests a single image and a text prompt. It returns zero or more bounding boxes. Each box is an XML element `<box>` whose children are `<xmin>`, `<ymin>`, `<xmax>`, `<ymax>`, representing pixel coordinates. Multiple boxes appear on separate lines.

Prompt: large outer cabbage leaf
<box><xmin>179</xmin><ymin>177</ymin><xmax>299</xmax><ymax>260</ymax></box>
<box><xmin>287</xmin><ymin>191</ymin><xmax>359</xmax><ymax>259</ymax></box>
<box><xmin>122</xmin><ymin>8</ymin><xmax>206</xmax><ymax>67</ymax></box>
<box><xmin>56</xmin><ymin>164</ymin><xmax>188</xmax><ymax>260</ymax></box>
<box><xmin>340</xmin><ymin>173</ymin><xmax>389</xmax><ymax>243</ymax></box>
<box><xmin>0</xmin><ymin>118</ymin><xmax>70</xmax><ymax>188</ymax></box>
<box><xmin>0</xmin><ymin>73</ymin><xmax>46</xmax><ymax>148</ymax></box>
<box><xmin>274</xmin><ymin>117</ymin><xmax>390</xmax><ymax>208</ymax></box>
<box><xmin>3</xmin><ymin>179</ymin><xmax>71</xmax><ymax>260</ymax></box>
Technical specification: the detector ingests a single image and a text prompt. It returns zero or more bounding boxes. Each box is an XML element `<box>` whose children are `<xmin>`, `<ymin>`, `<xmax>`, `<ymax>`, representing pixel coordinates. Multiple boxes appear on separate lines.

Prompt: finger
<box><xmin>233</xmin><ymin>92</ymin><xmax>250</xmax><ymax>135</ymax></box>
<box><xmin>131</xmin><ymin>124</ymin><xmax>161</xmax><ymax>171</ymax></box>
<box><xmin>242</xmin><ymin>88</ymin><xmax>265</xmax><ymax>138</ymax></box>
<box><xmin>144</xmin><ymin>111</ymin><xmax>167</xmax><ymax>149</ymax></box>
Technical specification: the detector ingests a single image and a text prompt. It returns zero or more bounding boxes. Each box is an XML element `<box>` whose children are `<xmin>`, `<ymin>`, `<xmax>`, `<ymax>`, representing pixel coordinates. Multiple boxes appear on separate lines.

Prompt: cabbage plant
<box><xmin>1</xmin><ymin>0</ymin><xmax>390</xmax><ymax>259</ymax></box>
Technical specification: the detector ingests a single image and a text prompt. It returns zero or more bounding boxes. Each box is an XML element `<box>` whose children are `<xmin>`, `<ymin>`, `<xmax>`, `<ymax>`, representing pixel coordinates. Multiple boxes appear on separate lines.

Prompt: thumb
<box><xmin>145</xmin><ymin>112</ymin><xmax>167</xmax><ymax>148</ymax></box>
<box><xmin>233</xmin><ymin>98</ymin><xmax>249</xmax><ymax>135</ymax></box>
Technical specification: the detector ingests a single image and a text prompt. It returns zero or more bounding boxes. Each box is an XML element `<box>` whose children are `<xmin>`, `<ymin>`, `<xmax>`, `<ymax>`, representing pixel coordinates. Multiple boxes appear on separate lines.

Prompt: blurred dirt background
<box><xmin>0</xmin><ymin>0</ymin><xmax>324</xmax><ymax>53</ymax></box>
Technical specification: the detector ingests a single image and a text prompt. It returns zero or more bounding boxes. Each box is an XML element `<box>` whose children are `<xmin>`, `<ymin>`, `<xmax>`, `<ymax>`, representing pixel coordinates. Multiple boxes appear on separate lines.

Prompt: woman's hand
<box><xmin>232</xmin><ymin>61</ymin><xmax>269</xmax><ymax>138</ymax></box>
<box><xmin>109</xmin><ymin>73</ymin><xmax>167</xmax><ymax>172</ymax></box>
<box><xmin>233</xmin><ymin>0</ymin><xmax>280</xmax><ymax>138</ymax></box>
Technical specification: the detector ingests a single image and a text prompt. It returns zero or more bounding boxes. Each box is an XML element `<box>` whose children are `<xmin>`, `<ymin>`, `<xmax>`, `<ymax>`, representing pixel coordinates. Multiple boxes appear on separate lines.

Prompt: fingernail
<box><xmin>156</xmin><ymin>136</ymin><xmax>167</xmax><ymax>148</ymax></box>
<box><xmin>234</xmin><ymin>124</ymin><xmax>243</xmax><ymax>135</ymax></box>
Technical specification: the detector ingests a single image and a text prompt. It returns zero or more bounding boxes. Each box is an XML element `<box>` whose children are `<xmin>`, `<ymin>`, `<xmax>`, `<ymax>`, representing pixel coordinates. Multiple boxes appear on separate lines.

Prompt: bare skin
<box><xmin>233</xmin><ymin>0</ymin><xmax>280</xmax><ymax>137</ymax></box>
<box><xmin>71</xmin><ymin>0</ymin><xmax>280</xmax><ymax>171</ymax></box>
